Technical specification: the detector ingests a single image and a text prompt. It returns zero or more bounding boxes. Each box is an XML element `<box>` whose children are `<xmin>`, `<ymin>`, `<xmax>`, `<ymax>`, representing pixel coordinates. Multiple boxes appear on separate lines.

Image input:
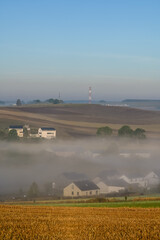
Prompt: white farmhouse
<box><xmin>119</xmin><ymin>175</ymin><xmax>147</xmax><ymax>188</ymax></box>
<box><xmin>144</xmin><ymin>171</ymin><xmax>160</xmax><ymax>186</ymax></box>
<box><xmin>9</xmin><ymin>125</ymin><xmax>23</xmax><ymax>137</ymax></box>
<box><xmin>93</xmin><ymin>177</ymin><xmax>125</xmax><ymax>194</ymax></box>
<box><xmin>38</xmin><ymin>127</ymin><xmax>56</xmax><ymax>139</ymax></box>
<box><xmin>96</xmin><ymin>181</ymin><xmax>125</xmax><ymax>194</ymax></box>
<box><xmin>119</xmin><ymin>171</ymin><xmax>160</xmax><ymax>189</ymax></box>
<box><xmin>63</xmin><ymin>180</ymin><xmax>100</xmax><ymax>197</ymax></box>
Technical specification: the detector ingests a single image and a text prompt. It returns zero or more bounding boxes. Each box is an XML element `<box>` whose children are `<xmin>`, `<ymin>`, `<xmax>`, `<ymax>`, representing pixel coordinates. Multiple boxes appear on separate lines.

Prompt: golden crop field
<box><xmin>1</xmin><ymin>206</ymin><xmax>160</xmax><ymax>239</ymax></box>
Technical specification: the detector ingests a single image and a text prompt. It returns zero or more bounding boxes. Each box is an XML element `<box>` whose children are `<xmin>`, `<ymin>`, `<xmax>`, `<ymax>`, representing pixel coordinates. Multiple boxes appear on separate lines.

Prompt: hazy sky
<box><xmin>1</xmin><ymin>0</ymin><xmax>160</xmax><ymax>101</ymax></box>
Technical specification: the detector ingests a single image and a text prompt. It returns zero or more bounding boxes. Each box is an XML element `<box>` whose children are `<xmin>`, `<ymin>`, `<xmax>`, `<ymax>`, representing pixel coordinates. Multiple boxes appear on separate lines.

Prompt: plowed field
<box><xmin>0</xmin><ymin>205</ymin><xmax>160</xmax><ymax>239</ymax></box>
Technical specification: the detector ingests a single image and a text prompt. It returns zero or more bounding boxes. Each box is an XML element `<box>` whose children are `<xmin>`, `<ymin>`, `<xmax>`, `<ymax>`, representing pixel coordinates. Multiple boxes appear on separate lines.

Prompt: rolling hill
<box><xmin>0</xmin><ymin>104</ymin><xmax>160</xmax><ymax>139</ymax></box>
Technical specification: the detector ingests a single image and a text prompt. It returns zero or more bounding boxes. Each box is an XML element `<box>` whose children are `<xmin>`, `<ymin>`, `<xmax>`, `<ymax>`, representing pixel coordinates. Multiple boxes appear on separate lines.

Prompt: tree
<box><xmin>45</xmin><ymin>98</ymin><xmax>64</xmax><ymax>104</ymax></box>
<box><xmin>16</xmin><ymin>99</ymin><xmax>22</xmax><ymax>106</ymax></box>
<box><xmin>96</xmin><ymin>126</ymin><xmax>113</xmax><ymax>136</ymax></box>
<box><xmin>118</xmin><ymin>125</ymin><xmax>133</xmax><ymax>137</ymax></box>
<box><xmin>8</xmin><ymin>129</ymin><xmax>19</xmax><ymax>140</ymax></box>
<box><xmin>23</xmin><ymin>127</ymin><xmax>29</xmax><ymax>138</ymax></box>
<box><xmin>134</xmin><ymin>128</ymin><xmax>146</xmax><ymax>139</ymax></box>
<box><xmin>44</xmin><ymin>182</ymin><xmax>53</xmax><ymax>196</ymax></box>
<box><xmin>0</xmin><ymin>129</ymin><xmax>6</xmax><ymax>140</ymax></box>
<box><xmin>32</xmin><ymin>99</ymin><xmax>41</xmax><ymax>104</ymax></box>
<box><xmin>28</xmin><ymin>182</ymin><xmax>39</xmax><ymax>198</ymax></box>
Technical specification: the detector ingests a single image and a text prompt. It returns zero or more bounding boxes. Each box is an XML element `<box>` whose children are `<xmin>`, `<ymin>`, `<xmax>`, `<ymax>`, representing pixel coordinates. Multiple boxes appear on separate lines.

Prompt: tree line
<box><xmin>97</xmin><ymin>125</ymin><xmax>146</xmax><ymax>139</ymax></box>
<box><xmin>16</xmin><ymin>98</ymin><xmax>64</xmax><ymax>106</ymax></box>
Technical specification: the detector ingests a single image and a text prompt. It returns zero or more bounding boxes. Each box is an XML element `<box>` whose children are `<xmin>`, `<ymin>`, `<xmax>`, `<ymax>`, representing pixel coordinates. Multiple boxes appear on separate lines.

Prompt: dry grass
<box><xmin>0</xmin><ymin>205</ymin><xmax>160</xmax><ymax>239</ymax></box>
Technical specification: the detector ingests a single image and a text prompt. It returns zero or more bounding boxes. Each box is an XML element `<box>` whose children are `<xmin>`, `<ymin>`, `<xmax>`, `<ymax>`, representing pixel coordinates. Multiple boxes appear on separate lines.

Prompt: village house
<box><xmin>119</xmin><ymin>171</ymin><xmax>160</xmax><ymax>189</ymax></box>
<box><xmin>119</xmin><ymin>175</ymin><xmax>147</xmax><ymax>188</ymax></box>
<box><xmin>63</xmin><ymin>180</ymin><xmax>100</xmax><ymax>197</ymax></box>
<box><xmin>144</xmin><ymin>171</ymin><xmax>160</xmax><ymax>187</ymax></box>
<box><xmin>93</xmin><ymin>177</ymin><xmax>125</xmax><ymax>194</ymax></box>
<box><xmin>9</xmin><ymin>125</ymin><xmax>23</xmax><ymax>137</ymax></box>
<box><xmin>38</xmin><ymin>127</ymin><xmax>56</xmax><ymax>139</ymax></box>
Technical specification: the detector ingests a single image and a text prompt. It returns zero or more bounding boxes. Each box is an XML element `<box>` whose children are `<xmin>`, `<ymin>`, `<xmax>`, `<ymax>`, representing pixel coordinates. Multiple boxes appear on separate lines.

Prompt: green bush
<box><xmin>96</xmin><ymin>126</ymin><xmax>113</xmax><ymax>136</ymax></box>
<box><xmin>118</xmin><ymin>125</ymin><xmax>133</xmax><ymax>137</ymax></box>
<box><xmin>134</xmin><ymin>128</ymin><xmax>146</xmax><ymax>139</ymax></box>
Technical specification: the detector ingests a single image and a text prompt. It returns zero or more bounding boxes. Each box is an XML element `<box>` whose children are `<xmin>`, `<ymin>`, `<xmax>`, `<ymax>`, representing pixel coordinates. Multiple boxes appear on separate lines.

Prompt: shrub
<box><xmin>118</xmin><ymin>125</ymin><xmax>133</xmax><ymax>137</ymax></box>
<box><xmin>96</xmin><ymin>126</ymin><xmax>113</xmax><ymax>136</ymax></box>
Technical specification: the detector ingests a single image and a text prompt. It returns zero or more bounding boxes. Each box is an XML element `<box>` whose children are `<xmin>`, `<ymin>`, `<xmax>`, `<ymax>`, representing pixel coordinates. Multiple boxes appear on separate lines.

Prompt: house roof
<box><xmin>41</xmin><ymin>127</ymin><xmax>56</xmax><ymax>131</ymax></box>
<box><xmin>9</xmin><ymin>125</ymin><xmax>23</xmax><ymax>129</ymax></box>
<box><xmin>153</xmin><ymin>170</ymin><xmax>160</xmax><ymax>177</ymax></box>
<box><xmin>73</xmin><ymin>180</ymin><xmax>99</xmax><ymax>191</ymax></box>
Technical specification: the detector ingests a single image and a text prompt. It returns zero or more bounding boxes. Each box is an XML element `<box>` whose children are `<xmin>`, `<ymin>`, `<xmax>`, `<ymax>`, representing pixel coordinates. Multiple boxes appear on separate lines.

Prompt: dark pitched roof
<box><xmin>74</xmin><ymin>180</ymin><xmax>99</xmax><ymax>191</ymax></box>
<box><xmin>9</xmin><ymin>125</ymin><xmax>23</xmax><ymax>129</ymax></box>
<box><xmin>41</xmin><ymin>127</ymin><xmax>56</xmax><ymax>131</ymax></box>
<box><xmin>152</xmin><ymin>170</ymin><xmax>160</xmax><ymax>177</ymax></box>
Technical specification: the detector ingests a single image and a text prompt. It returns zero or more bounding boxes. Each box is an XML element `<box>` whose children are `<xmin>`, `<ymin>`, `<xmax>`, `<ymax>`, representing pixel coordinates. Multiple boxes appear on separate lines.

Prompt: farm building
<box><xmin>9</xmin><ymin>125</ymin><xmax>23</xmax><ymax>137</ymax></box>
<box><xmin>38</xmin><ymin>127</ymin><xmax>56</xmax><ymax>139</ymax></box>
<box><xmin>119</xmin><ymin>171</ymin><xmax>160</xmax><ymax>189</ymax></box>
<box><xmin>144</xmin><ymin>171</ymin><xmax>160</xmax><ymax>187</ymax></box>
<box><xmin>63</xmin><ymin>180</ymin><xmax>100</xmax><ymax>197</ymax></box>
<box><xmin>93</xmin><ymin>177</ymin><xmax>125</xmax><ymax>194</ymax></box>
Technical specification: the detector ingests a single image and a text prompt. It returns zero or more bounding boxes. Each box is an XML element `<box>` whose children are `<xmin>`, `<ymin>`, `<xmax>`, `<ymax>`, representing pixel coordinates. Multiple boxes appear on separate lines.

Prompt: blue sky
<box><xmin>0</xmin><ymin>0</ymin><xmax>160</xmax><ymax>101</ymax></box>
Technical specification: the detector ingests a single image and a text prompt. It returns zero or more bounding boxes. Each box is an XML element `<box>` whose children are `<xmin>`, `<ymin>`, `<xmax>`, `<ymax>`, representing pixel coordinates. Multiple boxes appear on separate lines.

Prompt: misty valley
<box><xmin>0</xmin><ymin>138</ymin><xmax>160</xmax><ymax>200</ymax></box>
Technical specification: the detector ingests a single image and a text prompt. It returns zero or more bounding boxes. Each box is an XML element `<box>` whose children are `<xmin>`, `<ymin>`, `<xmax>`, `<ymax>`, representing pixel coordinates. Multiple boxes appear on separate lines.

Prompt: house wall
<box><xmin>144</xmin><ymin>172</ymin><xmax>160</xmax><ymax>186</ymax></box>
<box><xmin>38</xmin><ymin>129</ymin><xmax>56</xmax><ymax>139</ymax></box>
<box><xmin>9</xmin><ymin>128</ymin><xmax>23</xmax><ymax>137</ymax></box>
<box><xmin>97</xmin><ymin>181</ymin><xmax>124</xmax><ymax>194</ymax></box>
<box><xmin>63</xmin><ymin>183</ymin><xmax>100</xmax><ymax>197</ymax></box>
<box><xmin>63</xmin><ymin>183</ymin><xmax>82</xmax><ymax>197</ymax></box>
<box><xmin>108</xmin><ymin>186</ymin><xmax>125</xmax><ymax>193</ymax></box>
<box><xmin>29</xmin><ymin>134</ymin><xmax>39</xmax><ymax>138</ymax></box>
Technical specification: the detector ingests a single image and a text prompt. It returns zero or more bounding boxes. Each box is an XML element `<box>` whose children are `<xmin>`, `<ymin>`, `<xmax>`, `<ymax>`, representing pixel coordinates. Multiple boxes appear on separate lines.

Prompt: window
<box><xmin>96</xmin><ymin>190</ymin><xmax>98</xmax><ymax>195</ymax></box>
<box><xmin>72</xmin><ymin>191</ymin><xmax>74</xmax><ymax>195</ymax></box>
<box><xmin>90</xmin><ymin>191</ymin><xmax>92</xmax><ymax>195</ymax></box>
<box><xmin>77</xmin><ymin>192</ymin><xmax>79</xmax><ymax>196</ymax></box>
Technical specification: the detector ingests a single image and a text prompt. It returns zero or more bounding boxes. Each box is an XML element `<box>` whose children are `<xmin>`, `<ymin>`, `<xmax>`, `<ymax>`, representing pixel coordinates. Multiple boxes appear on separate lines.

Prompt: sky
<box><xmin>0</xmin><ymin>0</ymin><xmax>160</xmax><ymax>101</ymax></box>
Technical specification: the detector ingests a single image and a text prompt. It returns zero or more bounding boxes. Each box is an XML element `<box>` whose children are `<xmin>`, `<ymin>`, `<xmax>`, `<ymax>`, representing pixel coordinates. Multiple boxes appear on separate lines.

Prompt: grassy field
<box><xmin>47</xmin><ymin>201</ymin><xmax>160</xmax><ymax>208</ymax></box>
<box><xmin>1</xmin><ymin>104</ymin><xmax>160</xmax><ymax>138</ymax></box>
<box><xmin>6</xmin><ymin>201</ymin><xmax>160</xmax><ymax>208</ymax></box>
<box><xmin>4</xmin><ymin>195</ymin><xmax>160</xmax><ymax>208</ymax></box>
<box><xmin>1</xmin><ymin>205</ymin><xmax>160</xmax><ymax>239</ymax></box>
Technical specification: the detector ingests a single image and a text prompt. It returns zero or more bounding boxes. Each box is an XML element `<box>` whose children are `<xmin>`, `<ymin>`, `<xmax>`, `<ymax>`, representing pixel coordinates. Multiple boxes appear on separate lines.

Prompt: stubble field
<box><xmin>1</xmin><ymin>205</ymin><xmax>160</xmax><ymax>240</ymax></box>
<box><xmin>1</xmin><ymin>104</ymin><xmax>160</xmax><ymax>139</ymax></box>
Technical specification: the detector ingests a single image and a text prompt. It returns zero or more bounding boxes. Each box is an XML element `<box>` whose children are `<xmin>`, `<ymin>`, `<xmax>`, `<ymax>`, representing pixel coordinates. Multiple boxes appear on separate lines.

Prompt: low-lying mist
<box><xmin>0</xmin><ymin>138</ymin><xmax>159</xmax><ymax>194</ymax></box>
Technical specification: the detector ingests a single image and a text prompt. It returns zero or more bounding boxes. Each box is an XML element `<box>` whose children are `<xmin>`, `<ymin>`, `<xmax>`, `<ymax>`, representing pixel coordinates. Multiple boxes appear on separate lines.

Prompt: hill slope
<box><xmin>0</xmin><ymin>104</ymin><xmax>160</xmax><ymax>138</ymax></box>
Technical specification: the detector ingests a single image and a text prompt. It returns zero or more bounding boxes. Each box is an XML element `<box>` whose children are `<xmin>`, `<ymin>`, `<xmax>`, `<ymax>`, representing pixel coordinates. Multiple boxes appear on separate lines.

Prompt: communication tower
<box><xmin>89</xmin><ymin>86</ymin><xmax>92</xmax><ymax>104</ymax></box>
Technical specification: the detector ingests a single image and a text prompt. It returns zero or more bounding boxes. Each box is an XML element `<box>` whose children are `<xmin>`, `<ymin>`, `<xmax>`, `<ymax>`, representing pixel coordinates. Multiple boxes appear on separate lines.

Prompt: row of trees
<box><xmin>18</xmin><ymin>182</ymin><xmax>56</xmax><ymax>200</ymax></box>
<box><xmin>16</xmin><ymin>98</ymin><xmax>64</xmax><ymax>106</ymax></box>
<box><xmin>97</xmin><ymin>125</ymin><xmax>146</xmax><ymax>139</ymax></box>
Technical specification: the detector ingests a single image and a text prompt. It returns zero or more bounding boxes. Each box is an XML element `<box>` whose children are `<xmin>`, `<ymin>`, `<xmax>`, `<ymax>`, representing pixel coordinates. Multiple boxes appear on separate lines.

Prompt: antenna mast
<box><xmin>89</xmin><ymin>86</ymin><xmax>92</xmax><ymax>104</ymax></box>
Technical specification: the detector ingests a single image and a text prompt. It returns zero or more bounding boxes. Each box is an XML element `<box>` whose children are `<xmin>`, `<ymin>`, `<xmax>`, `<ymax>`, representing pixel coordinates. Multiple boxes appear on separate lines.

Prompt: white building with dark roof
<box><xmin>119</xmin><ymin>171</ymin><xmax>160</xmax><ymax>189</ymax></box>
<box><xmin>38</xmin><ymin>127</ymin><xmax>56</xmax><ymax>139</ymax></box>
<box><xmin>9</xmin><ymin>125</ymin><xmax>23</xmax><ymax>137</ymax></box>
<box><xmin>144</xmin><ymin>171</ymin><xmax>160</xmax><ymax>186</ymax></box>
<box><xmin>93</xmin><ymin>177</ymin><xmax>125</xmax><ymax>194</ymax></box>
<box><xmin>63</xmin><ymin>180</ymin><xmax>100</xmax><ymax>197</ymax></box>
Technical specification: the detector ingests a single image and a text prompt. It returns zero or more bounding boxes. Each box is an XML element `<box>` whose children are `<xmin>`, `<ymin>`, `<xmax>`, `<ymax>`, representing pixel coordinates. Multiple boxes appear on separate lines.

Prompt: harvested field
<box><xmin>1</xmin><ymin>104</ymin><xmax>160</xmax><ymax>138</ymax></box>
<box><xmin>0</xmin><ymin>205</ymin><xmax>160</xmax><ymax>239</ymax></box>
